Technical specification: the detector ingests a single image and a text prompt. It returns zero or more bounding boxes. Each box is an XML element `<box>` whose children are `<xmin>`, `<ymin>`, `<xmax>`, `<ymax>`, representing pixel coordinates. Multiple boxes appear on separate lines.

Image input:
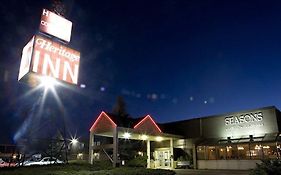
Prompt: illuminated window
<box><xmin>263</xmin><ymin>143</ymin><xmax>278</xmax><ymax>159</ymax></box>
<box><xmin>197</xmin><ymin>142</ymin><xmax>280</xmax><ymax>160</ymax></box>
<box><xmin>197</xmin><ymin>146</ymin><xmax>206</xmax><ymax>160</ymax></box>
<box><xmin>226</xmin><ymin>145</ymin><xmax>238</xmax><ymax>159</ymax></box>
<box><xmin>237</xmin><ymin>144</ymin><xmax>249</xmax><ymax>159</ymax></box>
<box><xmin>217</xmin><ymin>146</ymin><xmax>226</xmax><ymax>160</ymax></box>
<box><xmin>250</xmin><ymin>144</ymin><xmax>263</xmax><ymax>159</ymax></box>
<box><xmin>207</xmin><ymin>146</ymin><xmax>216</xmax><ymax>160</ymax></box>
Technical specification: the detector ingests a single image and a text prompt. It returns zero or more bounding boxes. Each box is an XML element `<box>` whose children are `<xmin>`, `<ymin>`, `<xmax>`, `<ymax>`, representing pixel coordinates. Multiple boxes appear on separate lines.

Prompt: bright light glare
<box><xmin>141</xmin><ymin>134</ymin><xmax>148</xmax><ymax>140</ymax></box>
<box><xmin>40</xmin><ymin>76</ymin><xmax>57</xmax><ymax>89</ymax></box>
<box><xmin>123</xmin><ymin>132</ymin><xmax>131</xmax><ymax>139</ymax></box>
<box><xmin>156</xmin><ymin>136</ymin><xmax>163</xmax><ymax>142</ymax></box>
<box><xmin>237</xmin><ymin>146</ymin><xmax>244</xmax><ymax>150</ymax></box>
<box><xmin>71</xmin><ymin>138</ymin><xmax>78</xmax><ymax>145</ymax></box>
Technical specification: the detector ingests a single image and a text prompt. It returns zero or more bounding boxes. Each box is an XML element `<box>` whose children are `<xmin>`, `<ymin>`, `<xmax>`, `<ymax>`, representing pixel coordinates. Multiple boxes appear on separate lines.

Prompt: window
<box><xmin>197</xmin><ymin>146</ymin><xmax>205</xmax><ymax>160</ymax></box>
<box><xmin>237</xmin><ymin>144</ymin><xmax>249</xmax><ymax>159</ymax></box>
<box><xmin>226</xmin><ymin>145</ymin><xmax>238</xmax><ymax>159</ymax></box>
<box><xmin>263</xmin><ymin>143</ymin><xmax>278</xmax><ymax>159</ymax></box>
<box><xmin>250</xmin><ymin>144</ymin><xmax>263</xmax><ymax>159</ymax></box>
<box><xmin>217</xmin><ymin>146</ymin><xmax>226</xmax><ymax>159</ymax></box>
<box><xmin>197</xmin><ymin>142</ymin><xmax>281</xmax><ymax>160</ymax></box>
<box><xmin>207</xmin><ymin>146</ymin><xmax>216</xmax><ymax>160</ymax></box>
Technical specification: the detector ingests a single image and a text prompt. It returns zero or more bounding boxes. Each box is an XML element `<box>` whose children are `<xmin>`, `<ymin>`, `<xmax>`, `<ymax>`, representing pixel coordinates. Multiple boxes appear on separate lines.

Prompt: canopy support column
<box><xmin>147</xmin><ymin>139</ymin><xmax>151</xmax><ymax>168</ymax></box>
<box><xmin>89</xmin><ymin>132</ymin><xmax>94</xmax><ymax>164</ymax></box>
<box><xmin>193</xmin><ymin>144</ymin><xmax>197</xmax><ymax>169</ymax></box>
<box><xmin>113</xmin><ymin>127</ymin><xmax>119</xmax><ymax>167</ymax></box>
<box><xmin>170</xmin><ymin>138</ymin><xmax>174</xmax><ymax>169</ymax></box>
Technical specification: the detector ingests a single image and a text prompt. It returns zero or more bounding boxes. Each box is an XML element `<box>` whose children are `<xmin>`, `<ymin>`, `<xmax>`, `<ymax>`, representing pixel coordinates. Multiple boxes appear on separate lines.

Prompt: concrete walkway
<box><xmin>175</xmin><ymin>169</ymin><xmax>251</xmax><ymax>175</ymax></box>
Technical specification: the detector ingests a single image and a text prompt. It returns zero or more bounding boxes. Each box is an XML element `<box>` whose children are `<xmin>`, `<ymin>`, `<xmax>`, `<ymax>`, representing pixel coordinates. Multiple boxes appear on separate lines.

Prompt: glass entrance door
<box><xmin>155</xmin><ymin>149</ymin><xmax>171</xmax><ymax>168</ymax></box>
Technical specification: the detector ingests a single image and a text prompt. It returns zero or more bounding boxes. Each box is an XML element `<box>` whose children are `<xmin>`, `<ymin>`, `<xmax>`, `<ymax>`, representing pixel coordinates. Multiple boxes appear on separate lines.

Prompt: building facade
<box><xmin>89</xmin><ymin>106</ymin><xmax>281</xmax><ymax>170</ymax></box>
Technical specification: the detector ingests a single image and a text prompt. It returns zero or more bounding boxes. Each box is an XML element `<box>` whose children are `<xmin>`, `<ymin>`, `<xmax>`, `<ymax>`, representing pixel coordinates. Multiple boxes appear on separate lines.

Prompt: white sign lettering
<box><xmin>225</xmin><ymin>112</ymin><xmax>263</xmax><ymax>125</ymax></box>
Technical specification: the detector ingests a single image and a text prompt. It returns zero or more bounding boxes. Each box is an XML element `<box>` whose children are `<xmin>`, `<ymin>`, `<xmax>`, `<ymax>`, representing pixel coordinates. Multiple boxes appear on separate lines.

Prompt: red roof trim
<box><xmin>133</xmin><ymin>115</ymin><xmax>162</xmax><ymax>132</ymax></box>
<box><xmin>89</xmin><ymin>111</ymin><xmax>117</xmax><ymax>131</ymax></box>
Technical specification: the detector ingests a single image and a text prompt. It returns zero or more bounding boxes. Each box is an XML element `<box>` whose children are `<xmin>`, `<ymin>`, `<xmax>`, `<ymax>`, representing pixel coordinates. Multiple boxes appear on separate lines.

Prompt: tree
<box><xmin>112</xmin><ymin>96</ymin><xmax>128</xmax><ymax>118</ymax></box>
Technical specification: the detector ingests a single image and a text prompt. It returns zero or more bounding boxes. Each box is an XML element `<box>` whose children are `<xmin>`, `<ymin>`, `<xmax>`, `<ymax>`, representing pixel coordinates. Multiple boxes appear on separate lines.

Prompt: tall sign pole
<box><xmin>18</xmin><ymin>1</ymin><xmax>81</xmax><ymax>163</ymax></box>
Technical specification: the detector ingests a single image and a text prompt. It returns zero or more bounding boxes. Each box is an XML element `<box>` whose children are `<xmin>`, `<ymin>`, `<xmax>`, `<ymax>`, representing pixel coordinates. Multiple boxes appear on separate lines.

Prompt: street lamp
<box><xmin>71</xmin><ymin>138</ymin><xmax>78</xmax><ymax>145</ymax></box>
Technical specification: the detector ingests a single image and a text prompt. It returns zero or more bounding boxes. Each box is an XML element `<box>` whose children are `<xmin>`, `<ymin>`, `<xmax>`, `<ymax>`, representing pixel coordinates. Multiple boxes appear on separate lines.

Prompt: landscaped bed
<box><xmin>0</xmin><ymin>161</ymin><xmax>176</xmax><ymax>175</ymax></box>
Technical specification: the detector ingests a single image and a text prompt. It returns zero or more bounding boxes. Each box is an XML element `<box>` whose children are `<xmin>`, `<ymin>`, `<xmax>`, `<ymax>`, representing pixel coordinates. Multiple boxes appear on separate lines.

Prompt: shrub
<box><xmin>110</xmin><ymin>167</ymin><xmax>175</xmax><ymax>175</ymax></box>
<box><xmin>250</xmin><ymin>159</ymin><xmax>281</xmax><ymax>175</ymax></box>
<box><xmin>126</xmin><ymin>156</ymin><xmax>147</xmax><ymax>167</ymax></box>
<box><xmin>92</xmin><ymin>160</ymin><xmax>113</xmax><ymax>170</ymax></box>
<box><xmin>0</xmin><ymin>162</ymin><xmax>175</xmax><ymax>175</ymax></box>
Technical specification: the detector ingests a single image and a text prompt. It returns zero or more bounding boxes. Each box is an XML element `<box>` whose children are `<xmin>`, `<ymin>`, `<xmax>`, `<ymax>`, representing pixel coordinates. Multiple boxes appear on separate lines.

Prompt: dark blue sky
<box><xmin>1</xmin><ymin>0</ymin><xmax>281</xmax><ymax>142</ymax></box>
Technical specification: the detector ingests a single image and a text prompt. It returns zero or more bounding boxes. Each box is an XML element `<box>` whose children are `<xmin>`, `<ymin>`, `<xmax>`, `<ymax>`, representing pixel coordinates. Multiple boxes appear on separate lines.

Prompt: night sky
<box><xmin>1</xmin><ymin>0</ymin><xmax>281</xmax><ymax>143</ymax></box>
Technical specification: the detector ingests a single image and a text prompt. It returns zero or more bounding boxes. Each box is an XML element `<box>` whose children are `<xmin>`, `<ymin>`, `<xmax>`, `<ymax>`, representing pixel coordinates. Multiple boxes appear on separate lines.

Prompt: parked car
<box><xmin>24</xmin><ymin>157</ymin><xmax>63</xmax><ymax>166</ymax></box>
<box><xmin>0</xmin><ymin>158</ymin><xmax>16</xmax><ymax>168</ymax></box>
<box><xmin>17</xmin><ymin>159</ymin><xmax>35</xmax><ymax>166</ymax></box>
<box><xmin>17</xmin><ymin>153</ymin><xmax>42</xmax><ymax>166</ymax></box>
<box><xmin>176</xmin><ymin>161</ymin><xmax>191</xmax><ymax>169</ymax></box>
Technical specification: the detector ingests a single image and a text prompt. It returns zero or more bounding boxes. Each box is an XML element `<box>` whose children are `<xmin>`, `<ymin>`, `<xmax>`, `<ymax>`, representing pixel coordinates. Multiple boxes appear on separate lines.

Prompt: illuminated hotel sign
<box><xmin>225</xmin><ymin>112</ymin><xmax>263</xmax><ymax>125</ymax></box>
<box><xmin>39</xmin><ymin>9</ymin><xmax>72</xmax><ymax>42</ymax></box>
<box><xmin>199</xmin><ymin>107</ymin><xmax>276</xmax><ymax>138</ymax></box>
<box><xmin>19</xmin><ymin>7</ymin><xmax>80</xmax><ymax>86</ymax></box>
<box><xmin>18</xmin><ymin>35</ymin><xmax>80</xmax><ymax>85</ymax></box>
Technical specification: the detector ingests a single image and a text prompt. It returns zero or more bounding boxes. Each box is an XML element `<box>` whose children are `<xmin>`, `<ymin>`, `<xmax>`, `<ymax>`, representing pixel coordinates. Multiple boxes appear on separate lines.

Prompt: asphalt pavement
<box><xmin>174</xmin><ymin>169</ymin><xmax>250</xmax><ymax>175</ymax></box>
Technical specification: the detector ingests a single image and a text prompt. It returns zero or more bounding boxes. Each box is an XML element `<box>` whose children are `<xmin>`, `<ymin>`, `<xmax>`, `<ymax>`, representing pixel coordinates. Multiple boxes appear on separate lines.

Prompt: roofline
<box><xmin>89</xmin><ymin>111</ymin><xmax>117</xmax><ymax>131</ymax></box>
<box><xmin>134</xmin><ymin>115</ymin><xmax>162</xmax><ymax>133</ymax></box>
<box><xmin>162</xmin><ymin>106</ymin><xmax>278</xmax><ymax>125</ymax></box>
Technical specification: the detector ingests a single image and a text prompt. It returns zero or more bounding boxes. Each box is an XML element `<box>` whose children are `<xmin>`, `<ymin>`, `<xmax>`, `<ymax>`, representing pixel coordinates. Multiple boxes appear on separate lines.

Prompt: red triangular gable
<box><xmin>133</xmin><ymin>115</ymin><xmax>162</xmax><ymax>134</ymax></box>
<box><xmin>89</xmin><ymin>111</ymin><xmax>117</xmax><ymax>133</ymax></box>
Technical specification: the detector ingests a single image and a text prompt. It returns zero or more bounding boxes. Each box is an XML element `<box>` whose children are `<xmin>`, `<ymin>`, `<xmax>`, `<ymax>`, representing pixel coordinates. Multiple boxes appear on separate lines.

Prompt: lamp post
<box><xmin>39</xmin><ymin>76</ymin><xmax>69</xmax><ymax>163</ymax></box>
<box><xmin>70</xmin><ymin>137</ymin><xmax>79</xmax><ymax>160</ymax></box>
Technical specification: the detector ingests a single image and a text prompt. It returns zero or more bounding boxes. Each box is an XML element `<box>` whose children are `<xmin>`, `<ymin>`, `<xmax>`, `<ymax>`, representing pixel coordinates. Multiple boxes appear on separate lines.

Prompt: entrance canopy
<box><xmin>89</xmin><ymin>111</ymin><xmax>182</xmax><ymax>141</ymax></box>
<box><xmin>88</xmin><ymin>111</ymin><xmax>183</xmax><ymax>168</ymax></box>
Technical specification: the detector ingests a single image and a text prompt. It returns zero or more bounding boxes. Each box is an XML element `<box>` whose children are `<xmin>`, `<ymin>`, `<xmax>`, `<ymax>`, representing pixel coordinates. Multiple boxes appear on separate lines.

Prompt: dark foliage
<box><xmin>250</xmin><ymin>159</ymin><xmax>281</xmax><ymax>175</ymax></box>
<box><xmin>126</xmin><ymin>155</ymin><xmax>147</xmax><ymax>167</ymax></box>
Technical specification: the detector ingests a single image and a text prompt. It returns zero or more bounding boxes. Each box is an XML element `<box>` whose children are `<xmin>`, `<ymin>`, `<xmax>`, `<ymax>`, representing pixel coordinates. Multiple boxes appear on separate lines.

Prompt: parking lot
<box><xmin>175</xmin><ymin>169</ymin><xmax>250</xmax><ymax>175</ymax></box>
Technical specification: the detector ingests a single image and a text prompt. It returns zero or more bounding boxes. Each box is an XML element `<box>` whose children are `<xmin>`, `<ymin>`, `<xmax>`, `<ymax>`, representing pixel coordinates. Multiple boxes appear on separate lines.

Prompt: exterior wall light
<box><xmin>156</xmin><ymin>136</ymin><xmax>163</xmax><ymax>142</ymax></box>
<box><xmin>123</xmin><ymin>132</ymin><xmax>131</xmax><ymax>139</ymax></box>
<box><xmin>141</xmin><ymin>134</ymin><xmax>148</xmax><ymax>140</ymax></box>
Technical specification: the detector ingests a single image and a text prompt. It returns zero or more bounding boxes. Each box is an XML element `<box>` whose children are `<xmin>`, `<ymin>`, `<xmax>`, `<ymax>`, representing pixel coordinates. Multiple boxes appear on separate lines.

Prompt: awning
<box><xmin>197</xmin><ymin>133</ymin><xmax>280</xmax><ymax>146</ymax></box>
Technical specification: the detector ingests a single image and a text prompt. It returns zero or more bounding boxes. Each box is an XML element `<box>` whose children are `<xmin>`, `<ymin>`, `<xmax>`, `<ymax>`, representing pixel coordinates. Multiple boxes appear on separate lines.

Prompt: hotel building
<box><xmin>89</xmin><ymin>106</ymin><xmax>281</xmax><ymax>170</ymax></box>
